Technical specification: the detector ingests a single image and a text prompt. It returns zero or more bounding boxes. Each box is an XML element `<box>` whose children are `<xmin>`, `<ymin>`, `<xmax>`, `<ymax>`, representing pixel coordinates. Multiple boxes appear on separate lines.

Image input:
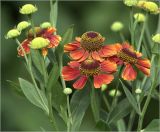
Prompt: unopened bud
<box><xmin>40</xmin><ymin>22</ymin><xmax>52</xmax><ymax>29</ymax></box>
<box><xmin>111</xmin><ymin>21</ymin><xmax>124</xmax><ymax>32</ymax></box>
<box><xmin>63</xmin><ymin>88</ymin><xmax>72</xmax><ymax>95</ymax></box>
<box><xmin>101</xmin><ymin>84</ymin><xmax>107</xmax><ymax>92</ymax></box>
<box><xmin>30</xmin><ymin>37</ymin><xmax>49</xmax><ymax>49</ymax></box>
<box><xmin>17</xmin><ymin>21</ymin><xmax>31</xmax><ymax>31</ymax></box>
<box><xmin>135</xmin><ymin>88</ymin><xmax>142</xmax><ymax>94</ymax></box>
<box><xmin>109</xmin><ymin>89</ymin><xmax>121</xmax><ymax>97</ymax></box>
<box><xmin>19</xmin><ymin>4</ymin><xmax>37</xmax><ymax>15</ymax></box>
<box><xmin>6</xmin><ymin>29</ymin><xmax>20</xmax><ymax>39</ymax></box>
<box><xmin>152</xmin><ymin>34</ymin><xmax>160</xmax><ymax>44</ymax></box>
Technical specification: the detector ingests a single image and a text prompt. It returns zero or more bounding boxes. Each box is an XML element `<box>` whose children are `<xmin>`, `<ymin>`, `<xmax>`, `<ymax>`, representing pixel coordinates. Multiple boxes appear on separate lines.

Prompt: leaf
<box><xmin>143</xmin><ymin>119</ymin><xmax>160</xmax><ymax>131</ymax></box>
<box><xmin>107</xmin><ymin>98</ymin><xmax>132</xmax><ymax>124</ymax></box>
<box><xmin>120</xmin><ymin>80</ymin><xmax>141</xmax><ymax>115</ymax></box>
<box><xmin>70</xmin><ymin>87</ymin><xmax>90</xmax><ymax>131</ymax></box>
<box><xmin>50</xmin><ymin>0</ymin><xmax>58</xmax><ymax>27</ymax></box>
<box><xmin>117</xmin><ymin>119</ymin><xmax>126</xmax><ymax>131</ymax></box>
<box><xmin>19</xmin><ymin>78</ymin><xmax>49</xmax><ymax>114</ymax></box>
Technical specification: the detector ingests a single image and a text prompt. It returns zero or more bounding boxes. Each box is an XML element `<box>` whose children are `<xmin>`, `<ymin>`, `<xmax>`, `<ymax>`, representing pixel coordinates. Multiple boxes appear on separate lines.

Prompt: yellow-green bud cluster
<box><xmin>20</xmin><ymin>4</ymin><xmax>37</xmax><ymax>15</ymax></box>
<box><xmin>101</xmin><ymin>84</ymin><xmax>107</xmax><ymax>91</ymax></box>
<box><xmin>111</xmin><ymin>21</ymin><xmax>124</xmax><ymax>32</ymax></box>
<box><xmin>152</xmin><ymin>34</ymin><xmax>160</xmax><ymax>44</ymax></box>
<box><xmin>17</xmin><ymin>21</ymin><xmax>31</xmax><ymax>31</ymax></box>
<box><xmin>6</xmin><ymin>29</ymin><xmax>21</xmax><ymax>39</ymax></box>
<box><xmin>40</xmin><ymin>22</ymin><xmax>52</xmax><ymax>29</ymax></box>
<box><xmin>109</xmin><ymin>89</ymin><xmax>122</xmax><ymax>97</ymax></box>
<box><xmin>134</xmin><ymin>13</ymin><xmax>145</xmax><ymax>22</ymax></box>
<box><xmin>63</xmin><ymin>88</ymin><xmax>72</xmax><ymax>95</ymax></box>
<box><xmin>123</xmin><ymin>0</ymin><xmax>138</xmax><ymax>7</ymax></box>
<box><xmin>135</xmin><ymin>88</ymin><xmax>142</xmax><ymax>94</ymax></box>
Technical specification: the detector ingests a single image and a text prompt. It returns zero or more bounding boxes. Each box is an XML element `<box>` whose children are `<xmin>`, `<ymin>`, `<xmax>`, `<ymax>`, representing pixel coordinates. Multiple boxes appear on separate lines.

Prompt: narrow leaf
<box><xmin>117</xmin><ymin>119</ymin><xmax>126</xmax><ymax>131</ymax></box>
<box><xmin>143</xmin><ymin>119</ymin><xmax>160</xmax><ymax>131</ymax></box>
<box><xmin>50</xmin><ymin>0</ymin><xmax>58</xmax><ymax>27</ymax></box>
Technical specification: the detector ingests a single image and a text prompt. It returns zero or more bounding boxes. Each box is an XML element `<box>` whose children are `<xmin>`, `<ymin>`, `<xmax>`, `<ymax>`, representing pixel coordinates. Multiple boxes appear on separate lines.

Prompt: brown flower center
<box><xmin>81</xmin><ymin>31</ymin><xmax>105</xmax><ymax>52</ymax></box>
<box><xmin>80</xmin><ymin>59</ymin><xmax>100</xmax><ymax>76</ymax></box>
<box><xmin>117</xmin><ymin>48</ymin><xmax>137</xmax><ymax>64</ymax></box>
<box><xmin>27</xmin><ymin>27</ymin><xmax>43</xmax><ymax>38</ymax></box>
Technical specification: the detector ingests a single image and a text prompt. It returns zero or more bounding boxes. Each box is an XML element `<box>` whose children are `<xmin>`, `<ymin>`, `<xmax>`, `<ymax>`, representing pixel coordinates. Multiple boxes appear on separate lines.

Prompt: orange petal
<box><xmin>101</xmin><ymin>60</ymin><xmax>117</xmax><ymax>73</ymax></box>
<box><xmin>46</xmin><ymin>27</ymin><xmax>56</xmax><ymax>35</ymax></box>
<box><xmin>68</xmin><ymin>61</ymin><xmax>80</xmax><ymax>68</ymax></box>
<box><xmin>77</xmin><ymin>51</ymin><xmax>89</xmax><ymax>62</ymax></box>
<box><xmin>73</xmin><ymin>75</ymin><xmax>88</xmax><ymax>89</ymax></box>
<box><xmin>62</xmin><ymin>66</ymin><xmax>80</xmax><ymax>81</ymax></box>
<box><xmin>135</xmin><ymin>64</ymin><xmax>150</xmax><ymax>76</ymax></box>
<box><xmin>70</xmin><ymin>48</ymin><xmax>85</xmax><ymax>60</ymax></box>
<box><xmin>94</xmin><ymin>74</ymin><xmax>114</xmax><ymax>88</ymax></box>
<box><xmin>91</xmin><ymin>51</ymin><xmax>104</xmax><ymax>62</ymax></box>
<box><xmin>41</xmin><ymin>48</ymin><xmax>48</xmax><ymax>56</ymax></box>
<box><xmin>48</xmin><ymin>35</ymin><xmax>61</xmax><ymax>48</ymax></box>
<box><xmin>136</xmin><ymin>51</ymin><xmax>142</xmax><ymax>58</ymax></box>
<box><xmin>64</xmin><ymin>42</ymin><xmax>80</xmax><ymax>52</ymax></box>
<box><xmin>122</xmin><ymin>64</ymin><xmax>137</xmax><ymax>81</ymax></box>
<box><xmin>122</xmin><ymin>42</ymin><xmax>133</xmax><ymax>50</ymax></box>
<box><xmin>137</xmin><ymin>59</ymin><xmax>151</xmax><ymax>68</ymax></box>
<box><xmin>75</xmin><ymin>37</ymin><xmax>81</xmax><ymax>42</ymax></box>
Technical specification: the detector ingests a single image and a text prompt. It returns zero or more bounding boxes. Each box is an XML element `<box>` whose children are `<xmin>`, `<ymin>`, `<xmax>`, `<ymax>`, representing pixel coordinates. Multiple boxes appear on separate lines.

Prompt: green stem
<box><xmin>102</xmin><ymin>93</ymin><xmax>111</xmax><ymax>112</ymax></box>
<box><xmin>119</xmin><ymin>32</ymin><xmax>125</xmax><ymax>42</ymax></box>
<box><xmin>130</xmin><ymin>7</ymin><xmax>134</xmax><ymax>45</ymax></box>
<box><xmin>127</xmin><ymin>110</ymin><xmax>135</xmax><ymax>131</ymax></box>
<box><xmin>50</xmin><ymin>0</ymin><xmax>57</xmax><ymax>27</ymax></box>
<box><xmin>28</xmin><ymin>15</ymin><xmax>36</xmax><ymax>38</ymax></box>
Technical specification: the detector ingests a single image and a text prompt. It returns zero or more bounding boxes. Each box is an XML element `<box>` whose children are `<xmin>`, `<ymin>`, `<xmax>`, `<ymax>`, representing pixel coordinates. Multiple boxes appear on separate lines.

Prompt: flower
<box><xmin>109</xmin><ymin>89</ymin><xmax>121</xmax><ymax>97</ymax></box>
<box><xmin>17</xmin><ymin>27</ymin><xmax>61</xmax><ymax>56</ymax></box>
<box><xmin>64</xmin><ymin>31</ymin><xmax>118</xmax><ymax>62</ymax></box>
<box><xmin>62</xmin><ymin>59</ymin><xmax>117</xmax><ymax>89</ymax></box>
<box><xmin>63</xmin><ymin>88</ymin><xmax>72</xmax><ymax>95</ymax></box>
<box><xmin>17</xmin><ymin>21</ymin><xmax>31</xmax><ymax>31</ymax></box>
<box><xmin>123</xmin><ymin>0</ymin><xmax>138</xmax><ymax>7</ymax></box>
<box><xmin>19</xmin><ymin>4</ymin><xmax>37</xmax><ymax>15</ymax></box>
<box><xmin>111</xmin><ymin>21</ymin><xmax>124</xmax><ymax>32</ymax></box>
<box><xmin>30</xmin><ymin>37</ymin><xmax>50</xmax><ymax>49</ymax></box>
<box><xmin>134</xmin><ymin>13</ymin><xmax>145</xmax><ymax>22</ymax></box>
<box><xmin>6</xmin><ymin>29</ymin><xmax>20</xmax><ymax>39</ymax></box>
<box><xmin>40</xmin><ymin>22</ymin><xmax>52</xmax><ymax>29</ymax></box>
<box><xmin>152</xmin><ymin>34</ymin><xmax>160</xmax><ymax>44</ymax></box>
<box><xmin>108</xmin><ymin>42</ymin><xmax>151</xmax><ymax>81</ymax></box>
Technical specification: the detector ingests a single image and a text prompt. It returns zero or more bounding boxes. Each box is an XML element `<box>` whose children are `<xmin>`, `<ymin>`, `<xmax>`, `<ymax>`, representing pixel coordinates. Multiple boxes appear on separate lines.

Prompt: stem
<box><xmin>119</xmin><ymin>32</ymin><xmax>125</xmax><ymax>42</ymax></box>
<box><xmin>127</xmin><ymin>110</ymin><xmax>136</xmax><ymax>131</ymax></box>
<box><xmin>130</xmin><ymin>7</ymin><xmax>134</xmax><ymax>45</ymax></box>
<box><xmin>102</xmin><ymin>93</ymin><xmax>111</xmax><ymax>111</ymax></box>
<box><xmin>28</xmin><ymin>14</ymin><xmax>36</xmax><ymax>38</ymax></box>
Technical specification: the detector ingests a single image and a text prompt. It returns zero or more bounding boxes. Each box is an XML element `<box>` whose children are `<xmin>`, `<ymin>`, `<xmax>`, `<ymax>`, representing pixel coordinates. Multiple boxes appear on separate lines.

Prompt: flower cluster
<box><xmin>62</xmin><ymin>31</ymin><xmax>151</xmax><ymax>89</ymax></box>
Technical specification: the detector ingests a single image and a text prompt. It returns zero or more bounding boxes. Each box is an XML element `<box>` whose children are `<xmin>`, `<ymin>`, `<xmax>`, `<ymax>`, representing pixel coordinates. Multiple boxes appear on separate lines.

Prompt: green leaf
<box><xmin>50</xmin><ymin>0</ymin><xmax>58</xmax><ymax>27</ymax></box>
<box><xmin>90</xmin><ymin>88</ymin><xmax>100</xmax><ymax>122</ymax></box>
<box><xmin>70</xmin><ymin>87</ymin><xmax>90</xmax><ymax>131</ymax></box>
<box><xmin>107</xmin><ymin>98</ymin><xmax>132</xmax><ymax>124</ymax></box>
<box><xmin>19</xmin><ymin>78</ymin><xmax>49</xmax><ymax>114</ymax></box>
<box><xmin>143</xmin><ymin>119</ymin><xmax>160</xmax><ymax>131</ymax></box>
<box><xmin>117</xmin><ymin>119</ymin><xmax>126</xmax><ymax>131</ymax></box>
<box><xmin>120</xmin><ymin>80</ymin><xmax>141</xmax><ymax>115</ymax></box>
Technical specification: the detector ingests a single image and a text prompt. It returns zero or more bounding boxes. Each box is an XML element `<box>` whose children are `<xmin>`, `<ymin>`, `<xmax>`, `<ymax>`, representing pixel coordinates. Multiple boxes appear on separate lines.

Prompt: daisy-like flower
<box><xmin>108</xmin><ymin>42</ymin><xmax>151</xmax><ymax>81</ymax></box>
<box><xmin>64</xmin><ymin>31</ymin><xmax>118</xmax><ymax>62</ymax></box>
<box><xmin>62</xmin><ymin>58</ymin><xmax>117</xmax><ymax>89</ymax></box>
<box><xmin>17</xmin><ymin>27</ymin><xmax>61</xmax><ymax>56</ymax></box>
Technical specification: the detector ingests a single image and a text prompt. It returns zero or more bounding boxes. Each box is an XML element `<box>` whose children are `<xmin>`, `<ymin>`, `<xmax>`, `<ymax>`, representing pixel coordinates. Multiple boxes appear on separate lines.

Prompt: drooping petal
<box><xmin>41</xmin><ymin>48</ymin><xmax>48</xmax><ymax>56</ymax></box>
<box><xmin>135</xmin><ymin>64</ymin><xmax>150</xmax><ymax>76</ymax></box>
<box><xmin>137</xmin><ymin>59</ymin><xmax>151</xmax><ymax>68</ymax></box>
<box><xmin>101</xmin><ymin>60</ymin><xmax>117</xmax><ymax>73</ymax></box>
<box><xmin>73</xmin><ymin>75</ymin><xmax>88</xmax><ymax>89</ymax></box>
<box><xmin>70</xmin><ymin>48</ymin><xmax>85</xmax><ymax>60</ymax></box>
<box><xmin>64</xmin><ymin>42</ymin><xmax>80</xmax><ymax>52</ymax></box>
<box><xmin>45</xmin><ymin>27</ymin><xmax>56</xmax><ymax>35</ymax></box>
<box><xmin>91</xmin><ymin>51</ymin><xmax>104</xmax><ymax>62</ymax></box>
<box><xmin>136</xmin><ymin>51</ymin><xmax>142</xmax><ymax>58</ymax></box>
<box><xmin>122</xmin><ymin>42</ymin><xmax>133</xmax><ymax>50</ymax></box>
<box><xmin>68</xmin><ymin>61</ymin><xmax>80</xmax><ymax>68</ymax></box>
<box><xmin>94</xmin><ymin>74</ymin><xmax>114</xmax><ymax>88</ymax></box>
<box><xmin>122</xmin><ymin>64</ymin><xmax>137</xmax><ymax>81</ymax></box>
<box><xmin>47</xmin><ymin>35</ymin><xmax>61</xmax><ymax>48</ymax></box>
<box><xmin>78</xmin><ymin>51</ymin><xmax>89</xmax><ymax>62</ymax></box>
<box><xmin>108</xmin><ymin>56</ymin><xmax>124</xmax><ymax>65</ymax></box>
<box><xmin>62</xmin><ymin>66</ymin><xmax>80</xmax><ymax>81</ymax></box>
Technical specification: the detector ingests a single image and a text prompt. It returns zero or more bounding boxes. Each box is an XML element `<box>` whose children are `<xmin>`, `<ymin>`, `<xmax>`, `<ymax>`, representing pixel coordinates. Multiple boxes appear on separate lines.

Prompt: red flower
<box><xmin>62</xmin><ymin>59</ymin><xmax>117</xmax><ymax>89</ymax></box>
<box><xmin>108</xmin><ymin>42</ymin><xmax>151</xmax><ymax>81</ymax></box>
<box><xmin>64</xmin><ymin>31</ymin><xmax>117</xmax><ymax>62</ymax></box>
<box><xmin>17</xmin><ymin>27</ymin><xmax>61</xmax><ymax>57</ymax></box>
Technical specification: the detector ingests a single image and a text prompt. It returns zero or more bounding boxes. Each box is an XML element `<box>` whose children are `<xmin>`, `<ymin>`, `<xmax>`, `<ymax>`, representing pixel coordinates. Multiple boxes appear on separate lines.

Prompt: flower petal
<box><xmin>68</xmin><ymin>61</ymin><xmax>80</xmax><ymax>68</ymax></box>
<box><xmin>108</xmin><ymin>56</ymin><xmax>124</xmax><ymax>65</ymax></box>
<box><xmin>47</xmin><ymin>35</ymin><xmax>61</xmax><ymax>48</ymax></box>
<box><xmin>101</xmin><ymin>60</ymin><xmax>117</xmax><ymax>73</ymax></box>
<box><xmin>41</xmin><ymin>48</ymin><xmax>48</xmax><ymax>56</ymax></box>
<box><xmin>77</xmin><ymin>51</ymin><xmax>89</xmax><ymax>62</ymax></box>
<box><xmin>122</xmin><ymin>64</ymin><xmax>137</xmax><ymax>81</ymax></box>
<box><xmin>94</xmin><ymin>74</ymin><xmax>114</xmax><ymax>88</ymax></box>
<box><xmin>62</xmin><ymin>66</ymin><xmax>80</xmax><ymax>81</ymax></box>
<box><xmin>91</xmin><ymin>51</ymin><xmax>104</xmax><ymax>62</ymax></box>
<box><xmin>64</xmin><ymin>42</ymin><xmax>80</xmax><ymax>52</ymax></box>
<box><xmin>70</xmin><ymin>48</ymin><xmax>85</xmax><ymax>60</ymax></box>
<box><xmin>73</xmin><ymin>76</ymin><xmax>88</xmax><ymax>89</ymax></box>
<box><xmin>135</xmin><ymin>64</ymin><xmax>150</xmax><ymax>76</ymax></box>
<box><xmin>137</xmin><ymin>59</ymin><xmax>151</xmax><ymax>68</ymax></box>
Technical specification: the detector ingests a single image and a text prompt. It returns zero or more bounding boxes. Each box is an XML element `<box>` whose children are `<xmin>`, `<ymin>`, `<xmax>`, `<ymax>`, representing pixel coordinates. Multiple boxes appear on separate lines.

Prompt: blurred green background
<box><xmin>1</xmin><ymin>0</ymin><xmax>159</xmax><ymax>131</ymax></box>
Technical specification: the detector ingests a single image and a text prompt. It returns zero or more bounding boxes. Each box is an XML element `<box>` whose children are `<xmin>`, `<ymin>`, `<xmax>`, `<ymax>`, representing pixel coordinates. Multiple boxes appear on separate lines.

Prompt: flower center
<box><xmin>81</xmin><ymin>31</ymin><xmax>105</xmax><ymax>52</ymax></box>
<box><xmin>117</xmin><ymin>48</ymin><xmax>137</xmax><ymax>64</ymax></box>
<box><xmin>80</xmin><ymin>59</ymin><xmax>101</xmax><ymax>76</ymax></box>
<box><xmin>27</xmin><ymin>27</ymin><xmax>43</xmax><ymax>38</ymax></box>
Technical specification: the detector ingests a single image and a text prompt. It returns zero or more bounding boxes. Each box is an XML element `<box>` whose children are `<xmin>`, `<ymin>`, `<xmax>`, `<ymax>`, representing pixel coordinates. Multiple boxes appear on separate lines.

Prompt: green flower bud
<box><xmin>123</xmin><ymin>0</ymin><xmax>138</xmax><ymax>7</ymax></box>
<box><xmin>40</xmin><ymin>22</ymin><xmax>52</xmax><ymax>29</ymax></box>
<box><xmin>135</xmin><ymin>88</ymin><xmax>142</xmax><ymax>94</ymax></box>
<box><xmin>6</xmin><ymin>29</ymin><xmax>20</xmax><ymax>39</ymax></box>
<box><xmin>63</xmin><ymin>88</ymin><xmax>72</xmax><ymax>95</ymax></box>
<box><xmin>134</xmin><ymin>13</ymin><xmax>145</xmax><ymax>22</ymax></box>
<box><xmin>109</xmin><ymin>89</ymin><xmax>121</xmax><ymax>97</ymax></box>
<box><xmin>152</xmin><ymin>34</ymin><xmax>160</xmax><ymax>44</ymax></box>
<box><xmin>30</xmin><ymin>37</ymin><xmax>49</xmax><ymax>49</ymax></box>
<box><xmin>101</xmin><ymin>84</ymin><xmax>107</xmax><ymax>92</ymax></box>
<box><xmin>17</xmin><ymin>21</ymin><xmax>31</xmax><ymax>31</ymax></box>
<box><xmin>111</xmin><ymin>21</ymin><xmax>124</xmax><ymax>32</ymax></box>
<box><xmin>19</xmin><ymin>4</ymin><xmax>37</xmax><ymax>15</ymax></box>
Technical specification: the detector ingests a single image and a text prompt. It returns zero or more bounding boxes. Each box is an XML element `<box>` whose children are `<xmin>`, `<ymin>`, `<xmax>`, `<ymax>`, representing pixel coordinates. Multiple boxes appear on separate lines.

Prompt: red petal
<box><xmin>108</xmin><ymin>56</ymin><xmax>124</xmax><ymax>65</ymax></box>
<box><xmin>137</xmin><ymin>59</ymin><xmax>151</xmax><ymax>68</ymax></box>
<box><xmin>70</xmin><ymin>48</ymin><xmax>85</xmax><ymax>60</ymax></box>
<box><xmin>94</xmin><ymin>74</ymin><xmax>114</xmax><ymax>88</ymax></box>
<box><xmin>135</xmin><ymin>64</ymin><xmax>150</xmax><ymax>76</ymax></box>
<box><xmin>68</xmin><ymin>61</ymin><xmax>80</xmax><ymax>68</ymax></box>
<box><xmin>91</xmin><ymin>51</ymin><xmax>104</xmax><ymax>62</ymax></box>
<box><xmin>122</xmin><ymin>42</ymin><xmax>133</xmax><ymax>50</ymax></box>
<box><xmin>48</xmin><ymin>35</ymin><xmax>61</xmax><ymax>48</ymax></box>
<box><xmin>101</xmin><ymin>60</ymin><xmax>117</xmax><ymax>73</ymax></box>
<box><xmin>73</xmin><ymin>76</ymin><xmax>88</xmax><ymax>89</ymax></box>
<box><xmin>77</xmin><ymin>51</ymin><xmax>89</xmax><ymax>62</ymax></box>
<box><xmin>41</xmin><ymin>48</ymin><xmax>48</xmax><ymax>56</ymax></box>
<box><xmin>62</xmin><ymin>66</ymin><xmax>80</xmax><ymax>81</ymax></box>
<box><xmin>45</xmin><ymin>27</ymin><xmax>56</xmax><ymax>35</ymax></box>
<box><xmin>64</xmin><ymin>42</ymin><xmax>80</xmax><ymax>52</ymax></box>
<box><xmin>122</xmin><ymin>64</ymin><xmax>137</xmax><ymax>81</ymax></box>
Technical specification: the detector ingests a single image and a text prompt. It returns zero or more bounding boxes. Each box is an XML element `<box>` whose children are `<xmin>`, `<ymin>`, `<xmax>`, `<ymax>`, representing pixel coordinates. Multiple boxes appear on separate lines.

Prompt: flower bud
<box><xmin>135</xmin><ymin>88</ymin><xmax>142</xmax><ymax>94</ymax></box>
<box><xmin>134</xmin><ymin>13</ymin><xmax>145</xmax><ymax>22</ymax></box>
<box><xmin>109</xmin><ymin>89</ymin><xmax>121</xmax><ymax>97</ymax></box>
<box><xmin>123</xmin><ymin>0</ymin><xmax>138</xmax><ymax>7</ymax></box>
<box><xmin>30</xmin><ymin>37</ymin><xmax>49</xmax><ymax>49</ymax></box>
<box><xmin>17</xmin><ymin>21</ymin><xmax>31</xmax><ymax>31</ymax></box>
<box><xmin>19</xmin><ymin>4</ymin><xmax>37</xmax><ymax>15</ymax></box>
<box><xmin>63</xmin><ymin>88</ymin><xmax>72</xmax><ymax>95</ymax></box>
<box><xmin>101</xmin><ymin>84</ymin><xmax>107</xmax><ymax>92</ymax></box>
<box><xmin>6</xmin><ymin>29</ymin><xmax>20</xmax><ymax>39</ymax></box>
<box><xmin>40</xmin><ymin>22</ymin><xmax>52</xmax><ymax>29</ymax></box>
<box><xmin>152</xmin><ymin>34</ymin><xmax>160</xmax><ymax>44</ymax></box>
<box><xmin>111</xmin><ymin>21</ymin><xmax>124</xmax><ymax>32</ymax></box>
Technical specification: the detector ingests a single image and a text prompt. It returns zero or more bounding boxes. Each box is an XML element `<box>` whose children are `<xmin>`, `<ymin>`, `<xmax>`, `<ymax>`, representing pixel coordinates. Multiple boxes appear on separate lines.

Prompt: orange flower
<box><xmin>108</xmin><ymin>42</ymin><xmax>151</xmax><ymax>81</ymax></box>
<box><xmin>64</xmin><ymin>31</ymin><xmax>117</xmax><ymax>62</ymax></box>
<box><xmin>17</xmin><ymin>27</ymin><xmax>61</xmax><ymax>57</ymax></box>
<box><xmin>62</xmin><ymin>59</ymin><xmax>117</xmax><ymax>89</ymax></box>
